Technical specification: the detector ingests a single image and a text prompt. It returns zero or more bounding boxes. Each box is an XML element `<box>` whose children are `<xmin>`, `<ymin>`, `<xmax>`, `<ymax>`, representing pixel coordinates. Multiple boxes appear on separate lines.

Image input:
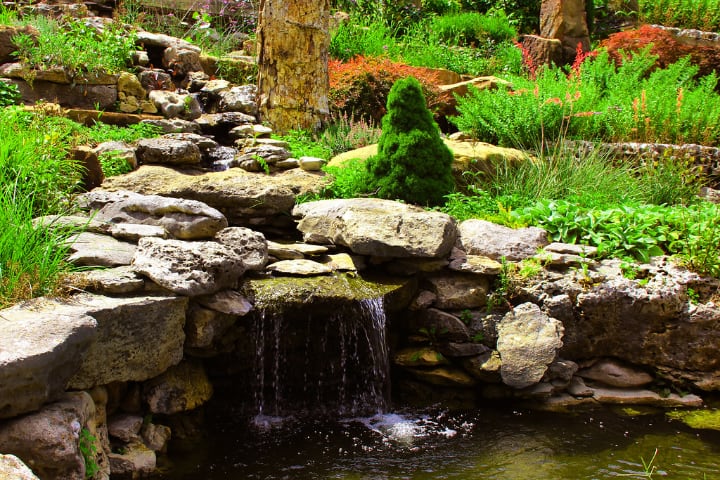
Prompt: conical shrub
<box><xmin>366</xmin><ymin>76</ymin><xmax>454</xmax><ymax>206</ymax></box>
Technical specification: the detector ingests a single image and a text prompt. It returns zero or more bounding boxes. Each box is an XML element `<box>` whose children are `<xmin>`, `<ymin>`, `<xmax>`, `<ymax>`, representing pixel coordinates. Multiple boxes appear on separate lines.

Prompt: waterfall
<box><xmin>251</xmin><ymin>296</ymin><xmax>390</xmax><ymax>419</ymax></box>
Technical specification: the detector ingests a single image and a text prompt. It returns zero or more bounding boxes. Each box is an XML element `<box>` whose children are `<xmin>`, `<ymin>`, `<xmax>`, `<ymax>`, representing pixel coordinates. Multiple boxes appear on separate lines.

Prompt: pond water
<box><xmin>153</xmin><ymin>404</ymin><xmax>720</xmax><ymax>479</ymax></box>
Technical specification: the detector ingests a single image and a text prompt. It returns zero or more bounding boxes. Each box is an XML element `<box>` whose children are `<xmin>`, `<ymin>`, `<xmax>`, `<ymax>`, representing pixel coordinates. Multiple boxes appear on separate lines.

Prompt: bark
<box><xmin>256</xmin><ymin>0</ymin><xmax>330</xmax><ymax>134</ymax></box>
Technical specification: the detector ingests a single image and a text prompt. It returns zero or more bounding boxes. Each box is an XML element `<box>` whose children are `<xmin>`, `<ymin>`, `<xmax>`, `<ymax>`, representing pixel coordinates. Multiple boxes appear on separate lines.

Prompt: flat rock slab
<box><xmin>67</xmin><ymin>294</ymin><xmax>188</xmax><ymax>389</ymax></box>
<box><xmin>0</xmin><ymin>301</ymin><xmax>97</xmax><ymax>418</ymax></box>
<box><xmin>100</xmin><ymin>165</ymin><xmax>328</xmax><ymax>225</ymax></box>
<box><xmin>591</xmin><ymin>387</ymin><xmax>703</xmax><ymax>408</ymax></box>
<box><xmin>266</xmin><ymin>259</ymin><xmax>333</xmax><ymax>276</ymax></box>
<box><xmin>293</xmin><ymin>198</ymin><xmax>457</xmax><ymax>258</ymax></box>
<box><xmin>66</xmin><ymin>232</ymin><xmax>136</xmax><ymax>267</ymax></box>
<box><xmin>65</xmin><ymin>266</ymin><xmax>146</xmax><ymax>295</ymax></box>
<box><xmin>83</xmin><ymin>189</ymin><xmax>228</xmax><ymax>240</ymax></box>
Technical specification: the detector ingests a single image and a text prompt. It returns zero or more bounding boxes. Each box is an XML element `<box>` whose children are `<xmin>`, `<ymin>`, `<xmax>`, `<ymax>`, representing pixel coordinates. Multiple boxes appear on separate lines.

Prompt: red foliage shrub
<box><xmin>328</xmin><ymin>56</ymin><xmax>451</xmax><ymax>124</ymax></box>
<box><xmin>600</xmin><ymin>25</ymin><xmax>720</xmax><ymax>78</ymax></box>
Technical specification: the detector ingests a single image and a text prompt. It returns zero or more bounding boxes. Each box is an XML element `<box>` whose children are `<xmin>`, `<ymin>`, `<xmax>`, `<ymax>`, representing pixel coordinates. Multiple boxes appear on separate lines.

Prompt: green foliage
<box><xmin>513</xmin><ymin>200</ymin><xmax>720</xmax><ymax>274</ymax></box>
<box><xmin>639</xmin><ymin>0</ymin><xmax>720</xmax><ymax>32</ymax></box>
<box><xmin>13</xmin><ymin>16</ymin><xmax>137</xmax><ymax>77</ymax></box>
<box><xmin>330</xmin><ymin>18</ymin><xmax>401</xmax><ymax>61</ymax></box>
<box><xmin>428</xmin><ymin>10</ymin><xmax>516</xmax><ymax>47</ymax></box>
<box><xmin>276</xmin><ymin>130</ymin><xmax>333</xmax><ymax>160</ymax></box>
<box><xmin>0</xmin><ymin>107</ymin><xmax>82</xmax><ymax>215</ymax></box>
<box><xmin>314</xmin><ymin>158</ymin><xmax>374</xmax><ymax>201</ymax></box>
<box><xmin>80</xmin><ymin>122</ymin><xmax>162</xmax><ymax>145</ymax></box>
<box><xmin>99</xmin><ymin>151</ymin><xmax>133</xmax><ymax>177</ymax></box>
<box><xmin>451</xmin><ymin>49</ymin><xmax>720</xmax><ymax>148</ymax></box>
<box><xmin>78</xmin><ymin>428</ymin><xmax>100</xmax><ymax>479</ymax></box>
<box><xmin>0</xmin><ymin>187</ymin><xmax>77</xmax><ymax>309</ymax></box>
<box><xmin>366</xmin><ymin>76</ymin><xmax>454</xmax><ymax>206</ymax></box>
<box><xmin>457</xmin><ymin>0</ymin><xmax>539</xmax><ymax>33</ymax></box>
<box><xmin>0</xmin><ymin>80</ymin><xmax>21</xmax><ymax>107</ymax></box>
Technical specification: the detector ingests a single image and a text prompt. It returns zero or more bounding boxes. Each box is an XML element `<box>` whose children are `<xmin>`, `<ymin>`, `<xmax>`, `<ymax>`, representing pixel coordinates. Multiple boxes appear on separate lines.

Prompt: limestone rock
<box><xmin>108</xmin><ymin>223</ymin><xmax>168</xmax><ymax>242</ymax></box>
<box><xmin>108</xmin><ymin>441</ymin><xmax>156</xmax><ymax>478</ymax></box>
<box><xmin>85</xmin><ymin>189</ymin><xmax>228</xmax><ymax>240</ymax></box>
<box><xmin>539</xmin><ymin>0</ymin><xmax>591</xmax><ymax>63</ymax></box>
<box><xmin>266</xmin><ymin>259</ymin><xmax>333</xmax><ymax>276</ymax></box>
<box><xmin>66</xmin><ymin>232</ymin><xmax>136</xmax><ymax>267</ymax></box>
<box><xmin>237</xmin><ymin>144</ymin><xmax>292</xmax><ymax>166</ymax></box>
<box><xmin>590</xmin><ymin>387</ymin><xmax>703</xmax><ymax>407</ymax></box>
<box><xmin>143</xmin><ymin>360</ymin><xmax>213</xmax><ymax>414</ymax></box>
<box><xmin>99</xmin><ymin>165</ymin><xmax>327</xmax><ymax>226</ymax></box>
<box><xmin>108</xmin><ymin>414</ymin><xmax>143</xmax><ymax>443</ymax></box>
<box><xmin>394</xmin><ymin>347</ymin><xmax>450</xmax><ymax>367</ymax></box>
<box><xmin>214</xmin><ymin>227</ymin><xmax>268</xmax><ymax>270</ymax></box>
<box><xmin>141</xmin><ymin>423</ymin><xmax>171</xmax><ymax>453</ymax></box>
<box><xmin>0</xmin><ymin>392</ymin><xmax>106</xmax><ymax>480</ymax></box>
<box><xmin>0</xmin><ymin>454</ymin><xmax>40</xmax><ymax>480</ymax></box>
<box><xmin>458</xmin><ymin>219</ymin><xmax>549</xmax><ymax>261</ymax></box>
<box><xmin>0</xmin><ymin>25</ymin><xmax>38</xmax><ymax>63</ymax></box>
<box><xmin>567</xmin><ymin>376</ymin><xmax>594</xmax><ymax>397</ymax></box>
<box><xmin>196</xmin><ymin>290</ymin><xmax>253</xmax><ymax>316</ymax></box>
<box><xmin>218</xmin><ymin>85</ymin><xmax>258</xmax><ymax>115</ymax></box>
<box><xmin>578</xmin><ymin>358</ymin><xmax>654</xmax><ymax>388</ymax></box>
<box><xmin>299</xmin><ymin>156</ymin><xmax>324</xmax><ymax>171</ymax></box>
<box><xmin>294</xmin><ymin>198</ymin><xmax>457</xmax><ymax>258</ymax></box>
<box><xmin>136</xmin><ymin>137</ymin><xmax>202</xmax><ymax>165</ymax></box>
<box><xmin>414</xmin><ymin>308</ymin><xmax>471</xmax><ymax>343</ymax></box>
<box><xmin>425</xmin><ymin>273</ymin><xmax>490</xmax><ymax>309</ymax></box>
<box><xmin>436</xmin><ymin>342</ymin><xmax>488</xmax><ymax>358</ymax></box>
<box><xmin>141</xmin><ymin>118</ymin><xmax>200</xmax><ymax>134</ymax></box>
<box><xmin>163</xmin><ymin>45</ymin><xmax>203</xmax><ymax>76</ymax></box>
<box><xmin>520</xmin><ymin>34</ymin><xmax>563</xmax><ymax>68</ymax></box>
<box><xmin>184</xmin><ymin>304</ymin><xmax>237</xmax><ymax>350</ymax></box>
<box><xmin>267</xmin><ymin>240</ymin><xmax>328</xmax><ymax>260</ymax></box>
<box><xmin>462</xmin><ymin>350</ymin><xmax>503</xmax><ymax>383</ymax></box>
<box><xmin>449</xmin><ymin>251</ymin><xmax>503</xmax><ymax>275</ymax></box>
<box><xmin>136</xmin><ymin>31</ymin><xmax>201</xmax><ymax>52</ymax></box>
<box><xmin>132</xmin><ymin>237</ymin><xmax>246</xmax><ymax>296</ymax></box>
<box><xmin>65</xmin><ymin>265</ymin><xmax>145</xmax><ymax>295</ymax></box>
<box><xmin>407</xmin><ymin>367</ymin><xmax>476</xmax><ymax>387</ymax></box>
<box><xmin>496</xmin><ymin>303</ymin><xmax>564</xmax><ymax>389</ymax></box>
<box><xmin>67</xmin><ymin>294</ymin><xmax>188</xmax><ymax>389</ymax></box>
<box><xmin>0</xmin><ymin>301</ymin><xmax>96</xmax><ymax>418</ymax></box>
<box><xmin>7</xmin><ymin>78</ymin><xmax>118</xmax><ymax>110</ymax></box>
<box><xmin>72</xmin><ymin>145</ymin><xmax>104</xmax><ymax>191</ymax></box>
<box><xmin>320</xmin><ymin>253</ymin><xmax>364</xmax><ymax>272</ymax></box>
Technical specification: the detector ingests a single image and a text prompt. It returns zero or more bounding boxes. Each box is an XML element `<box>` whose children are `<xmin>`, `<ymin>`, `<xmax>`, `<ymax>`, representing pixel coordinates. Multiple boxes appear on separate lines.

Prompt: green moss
<box><xmin>667</xmin><ymin>409</ymin><xmax>720</xmax><ymax>431</ymax></box>
<box><xmin>240</xmin><ymin>273</ymin><xmax>413</xmax><ymax>312</ymax></box>
<box><xmin>366</xmin><ymin>76</ymin><xmax>454</xmax><ymax>207</ymax></box>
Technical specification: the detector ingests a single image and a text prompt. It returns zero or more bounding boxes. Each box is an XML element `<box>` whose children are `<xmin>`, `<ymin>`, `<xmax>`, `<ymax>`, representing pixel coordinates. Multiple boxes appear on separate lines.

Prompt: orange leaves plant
<box><xmin>328</xmin><ymin>56</ymin><xmax>450</xmax><ymax>124</ymax></box>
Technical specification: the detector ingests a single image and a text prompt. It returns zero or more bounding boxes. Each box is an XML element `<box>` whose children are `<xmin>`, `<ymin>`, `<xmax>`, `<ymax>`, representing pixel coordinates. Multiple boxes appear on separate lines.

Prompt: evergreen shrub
<box><xmin>366</xmin><ymin>76</ymin><xmax>454</xmax><ymax>206</ymax></box>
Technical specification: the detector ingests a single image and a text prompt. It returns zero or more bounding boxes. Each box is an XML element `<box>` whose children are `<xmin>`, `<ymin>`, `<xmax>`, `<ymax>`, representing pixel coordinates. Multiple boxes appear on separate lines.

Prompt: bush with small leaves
<box><xmin>366</xmin><ymin>76</ymin><xmax>454</xmax><ymax>206</ymax></box>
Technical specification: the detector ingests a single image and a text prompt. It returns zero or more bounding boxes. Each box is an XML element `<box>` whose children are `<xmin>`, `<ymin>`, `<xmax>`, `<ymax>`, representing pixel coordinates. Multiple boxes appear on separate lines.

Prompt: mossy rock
<box><xmin>240</xmin><ymin>272</ymin><xmax>416</xmax><ymax>314</ymax></box>
<box><xmin>667</xmin><ymin>409</ymin><xmax>720</xmax><ymax>431</ymax></box>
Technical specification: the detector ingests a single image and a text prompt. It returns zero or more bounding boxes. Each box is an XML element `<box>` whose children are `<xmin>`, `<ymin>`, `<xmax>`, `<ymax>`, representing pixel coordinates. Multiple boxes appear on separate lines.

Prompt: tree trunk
<box><xmin>256</xmin><ymin>0</ymin><xmax>330</xmax><ymax>134</ymax></box>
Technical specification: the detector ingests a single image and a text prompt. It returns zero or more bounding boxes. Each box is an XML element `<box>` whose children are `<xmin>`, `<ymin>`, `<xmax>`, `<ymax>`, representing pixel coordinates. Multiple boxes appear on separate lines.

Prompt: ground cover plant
<box><xmin>638</xmin><ymin>0</ymin><xmax>720</xmax><ymax>32</ymax></box>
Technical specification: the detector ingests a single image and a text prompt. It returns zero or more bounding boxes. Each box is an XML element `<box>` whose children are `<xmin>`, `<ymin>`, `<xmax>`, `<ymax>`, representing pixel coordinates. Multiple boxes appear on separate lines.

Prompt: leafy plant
<box><xmin>639</xmin><ymin>0</ymin><xmax>720</xmax><ymax>32</ymax></box>
<box><xmin>78</xmin><ymin>428</ymin><xmax>100</xmax><ymax>479</ymax></box>
<box><xmin>0</xmin><ymin>80</ymin><xmax>20</xmax><ymax>107</ymax></box>
<box><xmin>366</xmin><ymin>76</ymin><xmax>455</xmax><ymax>206</ymax></box>
<box><xmin>276</xmin><ymin>129</ymin><xmax>333</xmax><ymax>160</ymax></box>
<box><xmin>12</xmin><ymin>16</ymin><xmax>137</xmax><ymax>78</ymax></box>
<box><xmin>99</xmin><ymin>150</ymin><xmax>133</xmax><ymax>177</ymax></box>
<box><xmin>428</xmin><ymin>10</ymin><xmax>516</xmax><ymax>47</ymax></box>
<box><xmin>320</xmin><ymin>112</ymin><xmax>382</xmax><ymax>156</ymax></box>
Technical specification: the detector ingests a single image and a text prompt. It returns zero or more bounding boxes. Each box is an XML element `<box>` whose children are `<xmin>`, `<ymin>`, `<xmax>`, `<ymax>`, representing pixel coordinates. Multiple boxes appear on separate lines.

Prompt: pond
<box><xmin>153</xmin><ymin>403</ymin><xmax>720</xmax><ymax>479</ymax></box>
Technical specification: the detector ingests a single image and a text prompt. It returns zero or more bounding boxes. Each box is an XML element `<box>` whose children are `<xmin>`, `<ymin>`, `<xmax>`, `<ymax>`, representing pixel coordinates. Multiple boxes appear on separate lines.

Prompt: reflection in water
<box><xmin>154</xmin><ymin>407</ymin><xmax>720</xmax><ymax>480</ymax></box>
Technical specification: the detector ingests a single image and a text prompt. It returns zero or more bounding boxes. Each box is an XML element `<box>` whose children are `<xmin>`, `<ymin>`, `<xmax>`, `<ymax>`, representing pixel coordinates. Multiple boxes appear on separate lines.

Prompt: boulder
<box><xmin>394</xmin><ymin>347</ymin><xmax>450</xmax><ymax>367</ymax></box>
<box><xmin>0</xmin><ymin>301</ymin><xmax>96</xmax><ymax>418</ymax></box>
<box><xmin>84</xmin><ymin>189</ymin><xmax>228</xmax><ymax>240</ymax></box>
<box><xmin>0</xmin><ymin>25</ymin><xmax>38</xmax><ymax>63</ymax></box>
<box><xmin>425</xmin><ymin>273</ymin><xmax>490</xmax><ymax>309</ymax></box>
<box><xmin>294</xmin><ymin>198</ymin><xmax>457</xmax><ymax>258</ymax></box>
<box><xmin>184</xmin><ymin>304</ymin><xmax>238</xmax><ymax>350</ymax></box>
<box><xmin>413</xmin><ymin>308</ymin><xmax>471</xmax><ymax>343</ymax></box>
<box><xmin>266</xmin><ymin>240</ymin><xmax>328</xmax><ymax>260</ymax></box>
<box><xmin>163</xmin><ymin>45</ymin><xmax>203</xmax><ymax>76</ymax></box>
<box><xmin>99</xmin><ymin>165</ymin><xmax>328</xmax><ymax>226</ymax></box>
<box><xmin>141</xmin><ymin>423</ymin><xmax>171</xmax><ymax>453</ymax></box>
<box><xmin>108</xmin><ymin>223</ymin><xmax>168</xmax><ymax>242</ymax></box>
<box><xmin>0</xmin><ymin>392</ymin><xmax>106</xmax><ymax>480</ymax></box>
<box><xmin>67</xmin><ymin>294</ymin><xmax>188</xmax><ymax>389</ymax></box>
<box><xmin>108</xmin><ymin>441</ymin><xmax>156</xmax><ymax>478</ymax></box>
<box><xmin>457</xmin><ymin>219</ymin><xmax>549</xmax><ymax>261</ymax></box>
<box><xmin>407</xmin><ymin>367</ymin><xmax>476</xmax><ymax>387</ymax></box>
<box><xmin>142</xmin><ymin>360</ymin><xmax>213</xmax><ymax>414</ymax></box>
<box><xmin>217</xmin><ymin>85</ymin><xmax>258</xmax><ymax>115</ymax></box>
<box><xmin>107</xmin><ymin>414</ymin><xmax>143</xmax><ymax>443</ymax></box>
<box><xmin>496</xmin><ymin>303</ymin><xmax>564</xmax><ymax>389</ymax></box>
<box><xmin>132</xmin><ymin>237</ymin><xmax>247</xmax><ymax>296</ymax></box>
<box><xmin>141</xmin><ymin>118</ymin><xmax>201</xmax><ymax>134</ymax></box>
<box><xmin>195</xmin><ymin>290</ymin><xmax>253</xmax><ymax>316</ymax></box>
<box><xmin>462</xmin><ymin>350</ymin><xmax>503</xmax><ymax>383</ymax></box>
<box><xmin>71</xmin><ymin>146</ymin><xmax>104</xmax><ymax>191</ymax></box>
<box><xmin>539</xmin><ymin>0</ymin><xmax>591</xmax><ymax>63</ymax></box>
<box><xmin>578</xmin><ymin>358</ymin><xmax>654</xmax><ymax>388</ymax></box>
<box><xmin>136</xmin><ymin>137</ymin><xmax>202</xmax><ymax>165</ymax></box>
<box><xmin>94</xmin><ymin>141</ymin><xmax>138</xmax><ymax>170</ymax></box>
<box><xmin>214</xmin><ymin>227</ymin><xmax>268</xmax><ymax>270</ymax></box>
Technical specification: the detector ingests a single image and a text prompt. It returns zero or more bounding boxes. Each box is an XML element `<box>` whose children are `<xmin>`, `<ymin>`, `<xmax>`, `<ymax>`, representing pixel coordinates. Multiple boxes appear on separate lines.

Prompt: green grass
<box><xmin>639</xmin><ymin>0</ymin><xmax>720</xmax><ymax>32</ymax></box>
